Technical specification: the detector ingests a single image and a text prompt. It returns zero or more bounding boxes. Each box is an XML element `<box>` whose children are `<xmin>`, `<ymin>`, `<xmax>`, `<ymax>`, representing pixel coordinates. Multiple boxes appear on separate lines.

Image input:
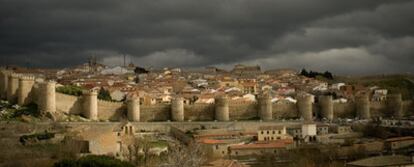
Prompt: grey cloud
<box><xmin>0</xmin><ymin>0</ymin><xmax>413</xmax><ymax>74</ymax></box>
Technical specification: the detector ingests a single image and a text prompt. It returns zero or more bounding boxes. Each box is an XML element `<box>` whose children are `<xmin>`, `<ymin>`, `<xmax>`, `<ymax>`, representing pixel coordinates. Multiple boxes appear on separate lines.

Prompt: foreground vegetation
<box><xmin>56</xmin><ymin>85</ymin><xmax>84</xmax><ymax>96</ymax></box>
<box><xmin>54</xmin><ymin>155</ymin><xmax>134</xmax><ymax>167</ymax></box>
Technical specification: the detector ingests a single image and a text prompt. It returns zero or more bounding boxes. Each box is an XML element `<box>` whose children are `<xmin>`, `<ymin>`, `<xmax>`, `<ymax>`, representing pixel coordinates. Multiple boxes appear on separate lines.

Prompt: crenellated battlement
<box><xmin>82</xmin><ymin>89</ymin><xmax>98</xmax><ymax>96</ymax></box>
<box><xmin>17</xmin><ymin>74</ymin><xmax>36</xmax><ymax>106</ymax></box>
<box><xmin>10</xmin><ymin>73</ymin><xmax>21</xmax><ymax>78</ymax></box>
<box><xmin>19</xmin><ymin>75</ymin><xmax>36</xmax><ymax>81</ymax></box>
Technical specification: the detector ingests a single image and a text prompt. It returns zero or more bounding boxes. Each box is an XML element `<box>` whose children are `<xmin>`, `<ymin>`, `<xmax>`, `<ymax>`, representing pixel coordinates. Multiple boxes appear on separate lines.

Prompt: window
<box><xmin>216</xmin><ymin>145</ymin><xmax>219</xmax><ymax>150</ymax></box>
<box><xmin>272</xmin><ymin>131</ymin><xmax>275</xmax><ymax>134</ymax></box>
<box><xmin>261</xmin><ymin>131</ymin><xmax>264</xmax><ymax>134</ymax></box>
<box><xmin>267</xmin><ymin>131</ymin><xmax>269</xmax><ymax>134</ymax></box>
<box><xmin>278</xmin><ymin>131</ymin><xmax>281</xmax><ymax>134</ymax></box>
<box><xmin>222</xmin><ymin>151</ymin><xmax>225</xmax><ymax>154</ymax></box>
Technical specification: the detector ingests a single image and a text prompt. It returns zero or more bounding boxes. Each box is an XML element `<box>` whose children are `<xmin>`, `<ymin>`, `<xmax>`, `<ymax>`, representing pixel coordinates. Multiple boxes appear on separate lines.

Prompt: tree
<box><xmin>134</xmin><ymin>67</ymin><xmax>149</xmax><ymax>75</ymax></box>
<box><xmin>56</xmin><ymin>85</ymin><xmax>84</xmax><ymax>96</ymax></box>
<box><xmin>323</xmin><ymin>71</ymin><xmax>334</xmax><ymax>80</ymax></box>
<box><xmin>98</xmin><ymin>87</ymin><xmax>112</xmax><ymax>101</ymax></box>
<box><xmin>167</xmin><ymin>142</ymin><xmax>206</xmax><ymax>167</ymax></box>
<box><xmin>300</xmin><ymin>69</ymin><xmax>309</xmax><ymax>76</ymax></box>
<box><xmin>53</xmin><ymin>155</ymin><xmax>134</xmax><ymax>167</ymax></box>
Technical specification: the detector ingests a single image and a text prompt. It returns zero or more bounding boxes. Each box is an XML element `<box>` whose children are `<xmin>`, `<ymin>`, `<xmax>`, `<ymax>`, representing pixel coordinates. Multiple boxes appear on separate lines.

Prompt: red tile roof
<box><xmin>230</xmin><ymin>142</ymin><xmax>288</xmax><ymax>150</ymax></box>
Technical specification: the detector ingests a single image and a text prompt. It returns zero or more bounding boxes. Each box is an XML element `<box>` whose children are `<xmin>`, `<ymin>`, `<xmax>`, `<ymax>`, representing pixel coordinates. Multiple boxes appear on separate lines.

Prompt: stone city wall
<box><xmin>55</xmin><ymin>92</ymin><xmax>82</xmax><ymax>115</ymax></box>
<box><xmin>1</xmin><ymin>70</ymin><xmax>414</xmax><ymax>122</ymax></box>
<box><xmin>97</xmin><ymin>100</ymin><xmax>125</xmax><ymax>121</ymax></box>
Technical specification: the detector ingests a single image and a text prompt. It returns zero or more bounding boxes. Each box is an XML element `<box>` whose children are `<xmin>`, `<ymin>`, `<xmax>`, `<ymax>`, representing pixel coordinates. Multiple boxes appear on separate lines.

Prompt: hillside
<box><xmin>334</xmin><ymin>74</ymin><xmax>414</xmax><ymax>100</ymax></box>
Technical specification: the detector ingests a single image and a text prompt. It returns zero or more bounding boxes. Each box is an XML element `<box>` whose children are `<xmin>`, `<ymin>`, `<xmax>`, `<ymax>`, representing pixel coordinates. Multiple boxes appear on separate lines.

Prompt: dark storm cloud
<box><xmin>0</xmin><ymin>0</ymin><xmax>413</xmax><ymax>74</ymax></box>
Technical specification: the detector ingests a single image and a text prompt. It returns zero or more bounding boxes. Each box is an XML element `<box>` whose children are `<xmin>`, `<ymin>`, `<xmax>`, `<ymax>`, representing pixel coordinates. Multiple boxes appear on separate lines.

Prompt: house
<box><xmin>385</xmin><ymin>136</ymin><xmax>414</xmax><ymax>150</ymax></box>
<box><xmin>231</xmin><ymin>64</ymin><xmax>262</xmax><ymax>76</ymax></box>
<box><xmin>199</xmin><ymin>138</ymin><xmax>243</xmax><ymax>158</ymax></box>
<box><xmin>302</xmin><ymin>124</ymin><xmax>317</xmax><ymax>142</ymax></box>
<box><xmin>110</xmin><ymin>90</ymin><xmax>126</xmax><ymax>101</ymax></box>
<box><xmin>317</xmin><ymin>124</ymin><xmax>329</xmax><ymax>135</ymax></box>
<box><xmin>333</xmin><ymin>125</ymin><xmax>353</xmax><ymax>134</ymax></box>
<box><xmin>372</xmin><ymin>89</ymin><xmax>388</xmax><ymax>101</ymax></box>
<box><xmin>257</xmin><ymin>126</ymin><xmax>292</xmax><ymax>141</ymax></box>
<box><xmin>287</xmin><ymin>124</ymin><xmax>316</xmax><ymax>142</ymax></box>
<box><xmin>63</xmin><ymin>125</ymin><xmax>121</xmax><ymax>157</ymax></box>
<box><xmin>229</xmin><ymin>139</ymin><xmax>293</xmax><ymax>156</ymax></box>
<box><xmin>330</xmin><ymin>83</ymin><xmax>345</xmax><ymax>90</ymax></box>
<box><xmin>238</xmin><ymin>79</ymin><xmax>258</xmax><ymax>94</ymax></box>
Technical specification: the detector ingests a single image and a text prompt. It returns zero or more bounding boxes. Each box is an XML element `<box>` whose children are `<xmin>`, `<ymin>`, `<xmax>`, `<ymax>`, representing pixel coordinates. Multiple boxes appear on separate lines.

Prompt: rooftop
<box><xmin>258</xmin><ymin>126</ymin><xmax>285</xmax><ymax>130</ymax></box>
<box><xmin>385</xmin><ymin>136</ymin><xmax>414</xmax><ymax>142</ymax></box>
<box><xmin>347</xmin><ymin>155</ymin><xmax>414</xmax><ymax>167</ymax></box>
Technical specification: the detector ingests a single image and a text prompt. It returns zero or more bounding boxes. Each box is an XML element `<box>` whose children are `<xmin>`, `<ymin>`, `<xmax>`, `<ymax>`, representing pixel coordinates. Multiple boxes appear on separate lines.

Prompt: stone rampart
<box><xmin>2</xmin><ymin>70</ymin><xmax>414</xmax><ymax>122</ymax></box>
<box><xmin>97</xmin><ymin>99</ymin><xmax>124</xmax><ymax>121</ymax></box>
<box><xmin>55</xmin><ymin>92</ymin><xmax>82</xmax><ymax>115</ymax></box>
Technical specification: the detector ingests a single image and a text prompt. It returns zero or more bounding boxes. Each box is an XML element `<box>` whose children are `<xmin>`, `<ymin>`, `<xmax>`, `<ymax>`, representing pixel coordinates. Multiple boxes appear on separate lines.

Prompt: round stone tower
<box><xmin>297</xmin><ymin>94</ymin><xmax>313</xmax><ymax>121</ymax></box>
<box><xmin>171</xmin><ymin>96</ymin><xmax>184</xmax><ymax>121</ymax></box>
<box><xmin>39</xmin><ymin>81</ymin><xmax>56</xmax><ymax>114</ymax></box>
<box><xmin>7</xmin><ymin>73</ymin><xmax>20</xmax><ymax>104</ymax></box>
<box><xmin>18</xmin><ymin>75</ymin><xmax>35</xmax><ymax>106</ymax></box>
<box><xmin>319</xmin><ymin>95</ymin><xmax>334</xmax><ymax>121</ymax></box>
<box><xmin>215</xmin><ymin>96</ymin><xmax>229</xmax><ymax>121</ymax></box>
<box><xmin>127</xmin><ymin>96</ymin><xmax>140</xmax><ymax>122</ymax></box>
<box><xmin>83</xmin><ymin>89</ymin><xmax>98</xmax><ymax>120</ymax></box>
<box><xmin>258</xmin><ymin>94</ymin><xmax>272</xmax><ymax>121</ymax></box>
<box><xmin>0</xmin><ymin>69</ymin><xmax>11</xmax><ymax>99</ymax></box>
<box><xmin>356</xmin><ymin>94</ymin><xmax>370</xmax><ymax>119</ymax></box>
<box><xmin>386</xmin><ymin>93</ymin><xmax>403</xmax><ymax>118</ymax></box>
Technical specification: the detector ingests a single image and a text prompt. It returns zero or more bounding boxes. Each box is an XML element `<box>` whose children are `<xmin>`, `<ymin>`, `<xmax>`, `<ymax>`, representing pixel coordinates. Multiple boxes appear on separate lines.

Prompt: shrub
<box><xmin>98</xmin><ymin>88</ymin><xmax>112</xmax><ymax>101</ymax></box>
<box><xmin>20</xmin><ymin>131</ymin><xmax>55</xmax><ymax>145</ymax></box>
<box><xmin>56</xmin><ymin>85</ymin><xmax>84</xmax><ymax>96</ymax></box>
<box><xmin>13</xmin><ymin>103</ymin><xmax>39</xmax><ymax>117</ymax></box>
<box><xmin>54</xmin><ymin>155</ymin><xmax>134</xmax><ymax>167</ymax></box>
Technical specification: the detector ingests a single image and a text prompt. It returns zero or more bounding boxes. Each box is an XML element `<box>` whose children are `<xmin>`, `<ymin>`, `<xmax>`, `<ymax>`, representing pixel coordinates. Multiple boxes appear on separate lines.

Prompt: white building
<box><xmin>302</xmin><ymin>124</ymin><xmax>317</xmax><ymax>142</ymax></box>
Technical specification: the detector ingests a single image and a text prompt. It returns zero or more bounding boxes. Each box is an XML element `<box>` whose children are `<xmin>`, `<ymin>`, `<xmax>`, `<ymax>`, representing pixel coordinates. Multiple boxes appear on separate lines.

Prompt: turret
<box><xmin>258</xmin><ymin>94</ymin><xmax>272</xmax><ymax>121</ymax></box>
<box><xmin>387</xmin><ymin>93</ymin><xmax>403</xmax><ymax>118</ymax></box>
<box><xmin>319</xmin><ymin>95</ymin><xmax>334</xmax><ymax>121</ymax></box>
<box><xmin>7</xmin><ymin>73</ymin><xmax>20</xmax><ymax>104</ymax></box>
<box><xmin>38</xmin><ymin>81</ymin><xmax>56</xmax><ymax>114</ymax></box>
<box><xmin>0</xmin><ymin>69</ymin><xmax>11</xmax><ymax>99</ymax></box>
<box><xmin>17</xmin><ymin>75</ymin><xmax>35</xmax><ymax>106</ymax></box>
<box><xmin>171</xmin><ymin>96</ymin><xmax>184</xmax><ymax>121</ymax></box>
<box><xmin>127</xmin><ymin>96</ymin><xmax>140</xmax><ymax>122</ymax></box>
<box><xmin>356</xmin><ymin>94</ymin><xmax>370</xmax><ymax>119</ymax></box>
<box><xmin>215</xmin><ymin>96</ymin><xmax>229</xmax><ymax>121</ymax></box>
<box><xmin>83</xmin><ymin>89</ymin><xmax>98</xmax><ymax>120</ymax></box>
<box><xmin>297</xmin><ymin>94</ymin><xmax>313</xmax><ymax>121</ymax></box>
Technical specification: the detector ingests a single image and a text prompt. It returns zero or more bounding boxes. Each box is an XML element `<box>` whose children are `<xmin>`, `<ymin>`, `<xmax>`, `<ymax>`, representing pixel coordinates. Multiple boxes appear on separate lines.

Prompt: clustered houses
<box><xmin>4</xmin><ymin>62</ymin><xmax>398</xmax><ymax>109</ymax></box>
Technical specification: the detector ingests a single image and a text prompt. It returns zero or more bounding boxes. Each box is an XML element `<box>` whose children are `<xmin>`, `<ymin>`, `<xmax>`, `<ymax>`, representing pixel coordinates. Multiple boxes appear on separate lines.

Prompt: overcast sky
<box><xmin>0</xmin><ymin>0</ymin><xmax>413</xmax><ymax>75</ymax></box>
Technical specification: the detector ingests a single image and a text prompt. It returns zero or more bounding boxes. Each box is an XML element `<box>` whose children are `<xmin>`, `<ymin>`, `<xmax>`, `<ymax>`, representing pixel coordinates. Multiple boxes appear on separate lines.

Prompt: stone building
<box><xmin>385</xmin><ymin>136</ymin><xmax>414</xmax><ymax>150</ymax></box>
<box><xmin>258</xmin><ymin>126</ymin><xmax>291</xmax><ymax>141</ymax></box>
<box><xmin>229</xmin><ymin>139</ymin><xmax>293</xmax><ymax>156</ymax></box>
